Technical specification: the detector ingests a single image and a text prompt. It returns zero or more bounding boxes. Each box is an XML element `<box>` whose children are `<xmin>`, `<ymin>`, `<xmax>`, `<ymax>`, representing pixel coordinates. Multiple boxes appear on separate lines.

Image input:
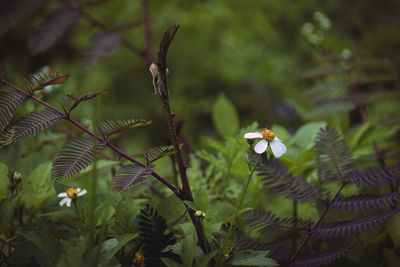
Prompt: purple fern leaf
<box><xmin>289</xmin><ymin>243</ymin><xmax>356</xmax><ymax>267</ymax></box>
<box><xmin>112</xmin><ymin>163</ymin><xmax>154</xmax><ymax>192</ymax></box>
<box><xmin>257</xmin><ymin>155</ymin><xmax>330</xmax><ymax>203</ymax></box>
<box><xmin>311</xmin><ymin>209</ymin><xmax>400</xmax><ymax>239</ymax></box>
<box><xmin>348</xmin><ymin>161</ymin><xmax>400</xmax><ymax>187</ymax></box>
<box><xmin>315</xmin><ymin>126</ymin><xmax>355</xmax><ymax>181</ymax></box>
<box><xmin>0</xmin><ymin>90</ymin><xmax>26</xmax><ymax>134</ymax></box>
<box><xmin>331</xmin><ymin>192</ymin><xmax>400</xmax><ymax>212</ymax></box>
<box><xmin>51</xmin><ymin>137</ymin><xmax>103</xmax><ymax>181</ymax></box>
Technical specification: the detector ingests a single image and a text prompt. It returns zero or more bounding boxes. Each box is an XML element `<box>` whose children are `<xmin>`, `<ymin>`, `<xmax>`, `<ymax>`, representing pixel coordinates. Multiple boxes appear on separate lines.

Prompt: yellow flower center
<box><xmin>262</xmin><ymin>128</ymin><xmax>275</xmax><ymax>141</ymax></box>
<box><xmin>66</xmin><ymin>187</ymin><xmax>78</xmax><ymax>199</ymax></box>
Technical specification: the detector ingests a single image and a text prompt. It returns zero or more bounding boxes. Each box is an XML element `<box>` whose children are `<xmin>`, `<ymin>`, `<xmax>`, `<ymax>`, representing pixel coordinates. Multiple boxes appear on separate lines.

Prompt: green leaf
<box><xmin>183</xmin><ymin>200</ymin><xmax>200</xmax><ymax>211</ymax></box>
<box><xmin>95</xmin><ymin>201</ymin><xmax>116</xmax><ymax>226</ymax></box>
<box><xmin>0</xmin><ymin>163</ymin><xmax>8</xmax><ymax>199</ymax></box>
<box><xmin>157</xmin><ymin>193</ymin><xmax>187</xmax><ymax>226</ymax></box>
<box><xmin>102</xmin><ymin>234</ymin><xmax>138</xmax><ymax>265</ymax></box>
<box><xmin>181</xmin><ymin>228</ymin><xmax>197</xmax><ymax>267</ymax></box>
<box><xmin>0</xmin><ymin>192</ymin><xmax>21</xmax><ymax>234</ymax></box>
<box><xmin>212</xmin><ymin>93</ymin><xmax>239</xmax><ymax>137</ymax></box>
<box><xmin>23</xmin><ymin>161</ymin><xmax>55</xmax><ymax>207</ymax></box>
<box><xmin>227</xmin><ymin>250</ymin><xmax>278</xmax><ymax>266</ymax></box>
<box><xmin>293</xmin><ymin>121</ymin><xmax>327</xmax><ymax>149</ymax></box>
<box><xmin>18</xmin><ymin>231</ymin><xmax>61</xmax><ymax>265</ymax></box>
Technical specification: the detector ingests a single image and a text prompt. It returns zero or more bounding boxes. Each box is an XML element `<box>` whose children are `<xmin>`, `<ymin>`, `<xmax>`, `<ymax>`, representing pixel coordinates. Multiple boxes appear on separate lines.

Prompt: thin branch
<box><xmin>141</xmin><ymin>0</ymin><xmax>153</xmax><ymax>65</ymax></box>
<box><xmin>290</xmin><ymin>181</ymin><xmax>348</xmax><ymax>263</ymax></box>
<box><xmin>0</xmin><ymin>78</ymin><xmax>181</xmax><ymax>198</ymax></box>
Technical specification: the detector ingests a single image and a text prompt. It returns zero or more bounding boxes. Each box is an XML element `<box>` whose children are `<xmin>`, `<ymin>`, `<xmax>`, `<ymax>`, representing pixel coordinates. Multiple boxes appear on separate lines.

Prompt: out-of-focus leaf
<box><xmin>23</xmin><ymin>161</ymin><xmax>56</xmax><ymax>207</ymax></box>
<box><xmin>28</xmin><ymin>8</ymin><xmax>81</xmax><ymax>54</ymax></box>
<box><xmin>180</xmin><ymin>228</ymin><xmax>197</xmax><ymax>267</ymax></box>
<box><xmin>18</xmin><ymin>231</ymin><xmax>61</xmax><ymax>265</ymax></box>
<box><xmin>304</xmin><ymin>101</ymin><xmax>355</xmax><ymax>120</ymax></box>
<box><xmin>293</xmin><ymin>121</ymin><xmax>327</xmax><ymax>149</ymax></box>
<box><xmin>0</xmin><ymin>0</ymin><xmax>44</xmax><ymax>38</ymax></box>
<box><xmin>212</xmin><ymin>93</ymin><xmax>239</xmax><ymax>137</ymax></box>
<box><xmin>227</xmin><ymin>250</ymin><xmax>278</xmax><ymax>266</ymax></box>
<box><xmin>0</xmin><ymin>163</ymin><xmax>8</xmax><ymax>199</ymax></box>
<box><xmin>0</xmin><ymin>192</ymin><xmax>21</xmax><ymax>234</ymax></box>
<box><xmin>85</xmin><ymin>32</ymin><xmax>122</xmax><ymax>65</ymax></box>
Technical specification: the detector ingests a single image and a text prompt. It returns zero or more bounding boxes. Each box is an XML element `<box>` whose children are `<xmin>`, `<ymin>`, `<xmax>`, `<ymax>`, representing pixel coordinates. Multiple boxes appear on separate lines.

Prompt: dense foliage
<box><xmin>1</xmin><ymin>0</ymin><xmax>400</xmax><ymax>266</ymax></box>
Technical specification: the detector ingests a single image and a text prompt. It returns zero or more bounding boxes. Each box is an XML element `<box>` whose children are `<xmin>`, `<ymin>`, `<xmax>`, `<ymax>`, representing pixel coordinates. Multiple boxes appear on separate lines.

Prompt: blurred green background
<box><xmin>1</xmin><ymin>0</ymin><xmax>400</xmax><ymax>166</ymax></box>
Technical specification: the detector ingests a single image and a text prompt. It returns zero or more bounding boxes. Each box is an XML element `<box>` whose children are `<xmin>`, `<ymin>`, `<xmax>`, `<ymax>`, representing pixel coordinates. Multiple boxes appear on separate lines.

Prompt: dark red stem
<box><xmin>290</xmin><ymin>181</ymin><xmax>348</xmax><ymax>263</ymax></box>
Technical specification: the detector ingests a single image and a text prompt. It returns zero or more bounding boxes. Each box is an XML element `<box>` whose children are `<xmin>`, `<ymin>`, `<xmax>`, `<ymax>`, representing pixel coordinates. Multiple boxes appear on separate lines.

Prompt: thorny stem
<box><xmin>0</xmin><ymin>79</ymin><xmax>181</xmax><ymax>198</ymax></box>
<box><xmin>347</xmin><ymin>69</ymin><xmax>385</xmax><ymax>166</ymax></box>
<box><xmin>151</xmin><ymin>66</ymin><xmax>211</xmax><ymax>254</ymax></box>
<box><xmin>290</xmin><ymin>181</ymin><xmax>348</xmax><ymax>263</ymax></box>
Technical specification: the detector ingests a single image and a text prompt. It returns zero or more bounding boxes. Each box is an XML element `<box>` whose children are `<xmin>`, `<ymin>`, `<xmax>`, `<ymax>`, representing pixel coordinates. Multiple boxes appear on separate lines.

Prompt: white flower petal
<box><xmin>270</xmin><ymin>139</ymin><xmax>287</xmax><ymax>158</ymax></box>
<box><xmin>244</xmin><ymin>132</ymin><xmax>263</xmax><ymax>139</ymax></box>
<box><xmin>77</xmin><ymin>189</ymin><xmax>87</xmax><ymax>197</ymax></box>
<box><xmin>65</xmin><ymin>199</ymin><xmax>72</xmax><ymax>207</ymax></box>
<box><xmin>57</xmin><ymin>192</ymin><xmax>67</xmax><ymax>198</ymax></box>
<box><xmin>254</xmin><ymin>140</ymin><xmax>269</xmax><ymax>154</ymax></box>
<box><xmin>59</xmin><ymin>197</ymin><xmax>69</xmax><ymax>206</ymax></box>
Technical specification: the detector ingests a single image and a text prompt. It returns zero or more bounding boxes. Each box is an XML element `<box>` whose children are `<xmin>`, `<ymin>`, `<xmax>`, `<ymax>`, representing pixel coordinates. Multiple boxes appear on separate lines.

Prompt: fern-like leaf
<box><xmin>98</xmin><ymin>119</ymin><xmax>151</xmax><ymax>137</ymax></box>
<box><xmin>138</xmin><ymin>204</ymin><xmax>181</xmax><ymax>266</ymax></box>
<box><xmin>51</xmin><ymin>137</ymin><xmax>103</xmax><ymax>181</ymax></box>
<box><xmin>289</xmin><ymin>243</ymin><xmax>356</xmax><ymax>267</ymax></box>
<box><xmin>331</xmin><ymin>192</ymin><xmax>400</xmax><ymax>212</ymax></box>
<box><xmin>311</xmin><ymin>209</ymin><xmax>400</xmax><ymax>239</ymax></box>
<box><xmin>257</xmin><ymin>155</ymin><xmax>330</xmax><ymax>203</ymax></box>
<box><xmin>112</xmin><ymin>163</ymin><xmax>154</xmax><ymax>192</ymax></box>
<box><xmin>28</xmin><ymin>8</ymin><xmax>80</xmax><ymax>54</ymax></box>
<box><xmin>245</xmin><ymin>209</ymin><xmax>311</xmax><ymax>234</ymax></box>
<box><xmin>25</xmin><ymin>72</ymin><xmax>70</xmax><ymax>92</ymax></box>
<box><xmin>348</xmin><ymin>161</ymin><xmax>400</xmax><ymax>187</ymax></box>
<box><xmin>315</xmin><ymin>126</ymin><xmax>355</xmax><ymax>181</ymax></box>
<box><xmin>62</xmin><ymin>89</ymin><xmax>109</xmax><ymax>113</ymax></box>
<box><xmin>0</xmin><ymin>90</ymin><xmax>26</xmax><ymax>134</ymax></box>
<box><xmin>0</xmin><ymin>0</ymin><xmax>45</xmax><ymax>38</ymax></box>
<box><xmin>9</xmin><ymin>109</ymin><xmax>63</xmax><ymax>142</ymax></box>
<box><xmin>144</xmin><ymin>145</ymin><xmax>176</xmax><ymax>165</ymax></box>
<box><xmin>157</xmin><ymin>24</ymin><xmax>179</xmax><ymax>71</ymax></box>
<box><xmin>233</xmin><ymin>227</ymin><xmax>289</xmax><ymax>262</ymax></box>
<box><xmin>85</xmin><ymin>32</ymin><xmax>122</xmax><ymax>66</ymax></box>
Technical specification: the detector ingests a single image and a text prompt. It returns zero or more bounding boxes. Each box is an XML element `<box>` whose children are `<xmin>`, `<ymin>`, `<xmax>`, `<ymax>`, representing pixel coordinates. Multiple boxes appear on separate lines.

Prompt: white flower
<box><xmin>57</xmin><ymin>187</ymin><xmax>87</xmax><ymax>207</ymax></box>
<box><xmin>244</xmin><ymin>128</ymin><xmax>287</xmax><ymax>157</ymax></box>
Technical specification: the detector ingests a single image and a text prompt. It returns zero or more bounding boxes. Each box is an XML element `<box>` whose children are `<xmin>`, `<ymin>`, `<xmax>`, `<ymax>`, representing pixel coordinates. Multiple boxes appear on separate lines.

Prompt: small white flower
<box><xmin>244</xmin><ymin>128</ymin><xmax>287</xmax><ymax>157</ymax></box>
<box><xmin>57</xmin><ymin>187</ymin><xmax>87</xmax><ymax>207</ymax></box>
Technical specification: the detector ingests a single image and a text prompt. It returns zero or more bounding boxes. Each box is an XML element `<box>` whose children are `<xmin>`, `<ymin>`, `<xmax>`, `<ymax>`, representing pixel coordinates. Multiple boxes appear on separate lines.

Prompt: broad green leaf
<box><xmin>157</xmin><ymin>193</ymin><xmax>187</xmax><ymax>226</ymax></box>
<box><xmin>194</xmin><ymin>250</ymin><xmax>218</xmax><ymax>267</ymax></box>
<box><xmin>0</xmin><ymin>163</ymin><xmax>8</xmax><ymax>199</ymax></box>
<box><xmin>23</xmin><ymin>161</ymin><xmax>55</xmax><ymax>207</ymax></box>
<box><xmin>212</xmin><ymin>93</ymin><xmax>239</xmax><ymax>137</ymax></box>
<box><xmin>18</xmin><ymin>231</ymin><xmax>61</xmax><ymax>265</ymax></box>
<box><xmin>102</xmin><ymin>234</ymin><xmax>138</xmax><ymax>265</ymax></box>
<box><xmin>0</xmin><ymin>192</ymin><xmax>21</xmax><ymax>234</ymax></box>
<box><xmin>271</xmin><ymin>124</ymin><xmax>291</xmax><ymax>143</ymax></box>
<box><xmin>227</xmin><ymin>250</ymin><xmax>278</xmax><ymax>266</ymax></box>
<box><xmin>347</xmin><ymin>123</ymin><xmax>371</xmax><ymax>149</ymax></box>
<box><xmin>162</xmin><ymin>257</ymin><xmax>183</xmax><ymax>267</ymax></box>
<box><xmin>293</xmin><ymin>121</ymin><xmax>327</xmax><ymax>149</ymax></box>
<box><xmin>183</xmin><ymin>200</ymin><xmax>200</xmax><ymax>211</ymax></box>
<box><xmin>181</xmin><ymin>228</ymin><xmax>197</xmax><ymax>267</ymax></box>
<box><xmin>96</xmin><ymin>201</ymin><xmax>116</xmax><ymax>226</ymax></box>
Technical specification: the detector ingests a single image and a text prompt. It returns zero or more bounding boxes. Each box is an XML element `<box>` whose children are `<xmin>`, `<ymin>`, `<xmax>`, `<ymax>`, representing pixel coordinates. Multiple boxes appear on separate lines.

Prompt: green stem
<box><xmin>234</xmin><ymin>154</ymin><xmax>262</xmax><ymax>219</ymax></box>
<box><xmin>218</xmin><ymin>153</ymin><xmax>261</xmax><ymax>264</ymax></box>
<box><xmin>72</xmin><ymin>200</ymin><xmax>82</xmax><ymax>221</ymax></box>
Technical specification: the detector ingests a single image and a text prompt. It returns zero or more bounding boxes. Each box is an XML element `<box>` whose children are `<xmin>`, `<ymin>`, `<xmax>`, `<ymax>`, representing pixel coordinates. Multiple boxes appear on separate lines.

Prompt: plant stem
<box><xmin>0</xmin><ymin>79</ymin><xmax>181</xmax><ymax>198</ymax></box>
<box><xmin>72</xmin><ymin>200</ymin><xmax>82</xmax><ymax>221</ymax></box>
<box><xmin>141</xmin><ymin>0</ymin><xmax>153</xmax><ymax>65</ymax></box>
<box><xmin>347</xmin><ymin>69</ymin><xmax>385</xmax><ymax>166</ymax></box>
<box><xmin>234</xmin><ymin>154</ymin><xmax>261</xmax><ymax>219</ymax></box>
<box><xmin>289</xmin><ymin>181</ymin><xmax>348</xmax><ymax>263</ymax></box>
